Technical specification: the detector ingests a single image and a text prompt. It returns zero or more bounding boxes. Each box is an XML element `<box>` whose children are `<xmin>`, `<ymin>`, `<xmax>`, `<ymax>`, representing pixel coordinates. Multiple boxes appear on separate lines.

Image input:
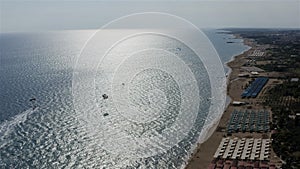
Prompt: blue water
<box><xmin>0</xmin><ymin>29</ymin><xmax>249</xmax><ymax>168</ymax></box>
<box><xmin>203</xmin><ymin>29</ymin><xmax>250</xmax><ymax>73</ymax></box>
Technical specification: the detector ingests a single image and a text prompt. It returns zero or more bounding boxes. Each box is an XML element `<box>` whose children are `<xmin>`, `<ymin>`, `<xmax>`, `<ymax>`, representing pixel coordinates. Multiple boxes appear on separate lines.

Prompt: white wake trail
<box><xmin>0</xmin><ymin>108</ymin><xmax>38</xmax><ymax>148</ymax></box>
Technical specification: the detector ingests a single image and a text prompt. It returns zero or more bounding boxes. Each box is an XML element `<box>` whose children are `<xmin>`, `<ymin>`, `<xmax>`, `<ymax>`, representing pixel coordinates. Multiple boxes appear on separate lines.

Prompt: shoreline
<box><xmin>185</xmin><ymin>33</ymin><xmax>253</xmax><ymax>169</ymax></box>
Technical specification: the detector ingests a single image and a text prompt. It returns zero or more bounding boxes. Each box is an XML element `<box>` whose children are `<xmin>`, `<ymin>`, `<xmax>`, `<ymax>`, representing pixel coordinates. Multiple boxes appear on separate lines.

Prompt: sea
<box><xmin>0</xmin><ymin>29</ymin><xmax>249</xmax><ymax>168</ymax></box>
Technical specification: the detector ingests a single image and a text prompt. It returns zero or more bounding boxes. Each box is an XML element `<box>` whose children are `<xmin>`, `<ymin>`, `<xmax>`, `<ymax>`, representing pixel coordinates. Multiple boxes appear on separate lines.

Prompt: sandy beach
<box><xmin>185</xmin><ymin>32</ymin><xmax>285</xmax><ymax>168</ymax></box>
<box><xmin>185</xmin><ymin>36</ymin><xmax>255</xmax><ymax>169</ymax></box>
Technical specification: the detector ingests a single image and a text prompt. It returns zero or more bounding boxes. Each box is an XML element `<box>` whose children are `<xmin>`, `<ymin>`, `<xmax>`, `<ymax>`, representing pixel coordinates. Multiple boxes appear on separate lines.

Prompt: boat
<box><xmin>102</xmin><ymin>94</ymin><xmax>108</xmax><ymax>99</ymax></box>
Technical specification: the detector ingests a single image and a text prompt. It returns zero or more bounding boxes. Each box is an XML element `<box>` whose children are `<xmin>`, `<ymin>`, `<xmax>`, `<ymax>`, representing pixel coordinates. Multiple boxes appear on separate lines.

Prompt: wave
<box><xmin>0</xmin><ymin>107</ymin><xmax>38</xmax><ymax>148</ymax></box>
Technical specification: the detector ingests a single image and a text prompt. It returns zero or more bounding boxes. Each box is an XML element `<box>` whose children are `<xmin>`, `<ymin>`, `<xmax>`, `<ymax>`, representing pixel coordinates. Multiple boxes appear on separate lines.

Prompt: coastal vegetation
<box><xmin>187</xmin><ymin>29</ymin><xmax>300</xmax><ymax>169</ymax></box>
<box><xmin>235</xmin><ymin>29</ymin><xmax>300</xmax><ymax>169</ymax></box>
<box><xmin>265</xmin><ymin>81</ymin><xmax>300</xmax><ymax>169</ymax></box>
<box><xmin>235</xmin><ymin>29</ymin><xmax>300</xmax><ymax>76</ymax></box>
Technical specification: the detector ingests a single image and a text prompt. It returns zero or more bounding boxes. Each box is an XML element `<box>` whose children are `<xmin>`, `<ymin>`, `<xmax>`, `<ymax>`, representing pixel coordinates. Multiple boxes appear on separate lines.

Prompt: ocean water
<box><xmin>0</xmin><ymin>29</ymin><xmax>249</xmax><ymax>168</ymax></box>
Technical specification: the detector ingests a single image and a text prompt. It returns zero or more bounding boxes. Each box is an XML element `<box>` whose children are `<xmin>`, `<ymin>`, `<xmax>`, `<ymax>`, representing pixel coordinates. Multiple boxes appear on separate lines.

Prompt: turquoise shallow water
<box><xmin>0</xmin><ymin>29</ymin><xmax>249</xmax><ymax>168</ymax></box>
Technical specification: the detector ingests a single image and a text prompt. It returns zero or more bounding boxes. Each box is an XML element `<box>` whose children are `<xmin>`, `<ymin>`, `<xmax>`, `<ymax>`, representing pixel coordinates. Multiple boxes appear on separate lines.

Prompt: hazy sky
<box><xmin>0</xmin><ymin>0</ymin><xmax>299</xmax><ymax>32</ymax></box>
